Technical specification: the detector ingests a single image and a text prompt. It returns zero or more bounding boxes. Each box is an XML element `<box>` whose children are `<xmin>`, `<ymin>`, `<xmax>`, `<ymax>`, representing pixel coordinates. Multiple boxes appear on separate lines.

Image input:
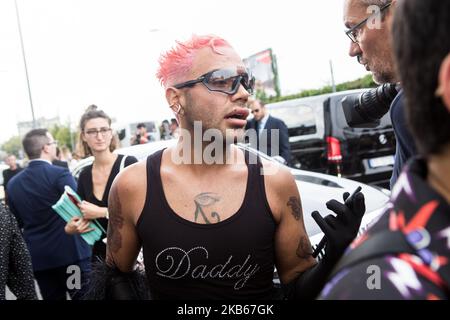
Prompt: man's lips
<box><xmin>224</xmin><ymin>108</ymin><xmax>249</xmax><ymax>120</ymax></box>
<box><xmin>357</xmin><ymin>56</ymin><xmax>370</xmax><ymax>70</ymax></box>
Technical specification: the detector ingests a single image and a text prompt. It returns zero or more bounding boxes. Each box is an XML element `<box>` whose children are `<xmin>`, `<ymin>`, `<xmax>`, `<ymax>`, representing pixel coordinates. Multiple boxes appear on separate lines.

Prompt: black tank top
<box><xmin>136</xmin><ymin>149</ymin><xmax>277</xmax><ymax>299</ymax></box>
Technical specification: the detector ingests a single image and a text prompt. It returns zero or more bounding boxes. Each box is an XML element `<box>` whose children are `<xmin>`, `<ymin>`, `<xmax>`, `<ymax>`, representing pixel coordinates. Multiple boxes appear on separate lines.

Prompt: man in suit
<box><xmin>7</xmin><ymin>129</ymin><xmax>92</xmax><ymax>300</ymax></box>
<box><xmin>245</xmin><ymin>98</ymin><xmax>292</xmax><ymax>165</ymax></box>
<box><xmin>2</xmin><ymin>154</ymin><xmax>23</xmax><ymax>205</ymax></box>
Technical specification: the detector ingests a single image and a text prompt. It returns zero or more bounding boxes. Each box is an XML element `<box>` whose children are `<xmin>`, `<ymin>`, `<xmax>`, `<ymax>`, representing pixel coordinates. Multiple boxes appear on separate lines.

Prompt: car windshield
<box><xmin>267</xmin><ymin>105</ymin><xmax>317</xmax><ymax>136</ymax></box>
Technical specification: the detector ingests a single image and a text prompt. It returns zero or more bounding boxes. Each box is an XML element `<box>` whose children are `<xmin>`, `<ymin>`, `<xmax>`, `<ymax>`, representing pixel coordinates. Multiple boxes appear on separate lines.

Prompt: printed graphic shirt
<box><xmin>320</xmin><ymin>158</ymin><xmax>450</xmax><ymax>300</ymax></box>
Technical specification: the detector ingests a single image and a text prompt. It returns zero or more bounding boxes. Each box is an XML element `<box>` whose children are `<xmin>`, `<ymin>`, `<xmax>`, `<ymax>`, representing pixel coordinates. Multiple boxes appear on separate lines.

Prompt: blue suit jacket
<box><xmin>245</xmin><ymin>115</ymin><xmax>292</xmax><ymax>165</ymax></box>
<box><xmin>8</xmin><ymin>160</ymin><xmax>91</xmax><ymax>271</ymax></box>
<box><xmin>390</xmin><ymin>90</ymin><xmax>417</xmax><ymax>189</ymax></box>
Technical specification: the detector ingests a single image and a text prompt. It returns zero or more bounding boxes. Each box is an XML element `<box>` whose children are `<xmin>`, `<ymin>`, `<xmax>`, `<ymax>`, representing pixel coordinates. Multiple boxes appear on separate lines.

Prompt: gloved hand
<box><xmin>311</xmin><ymin>190</ymin><xmax>365</xmax><ymax>264</ymax></box>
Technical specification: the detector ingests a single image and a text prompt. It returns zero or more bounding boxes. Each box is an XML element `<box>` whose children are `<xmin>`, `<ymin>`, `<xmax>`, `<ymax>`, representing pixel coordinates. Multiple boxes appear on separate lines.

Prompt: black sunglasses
<box><xmin>345</xmin><ymin>2</ymin><xmax>392</xmax><ymax>43</ymax></box>
<box><xmin>174</xmin><ymin>68</ymin><xmax>255</xmax><ymax>95</ymax></box>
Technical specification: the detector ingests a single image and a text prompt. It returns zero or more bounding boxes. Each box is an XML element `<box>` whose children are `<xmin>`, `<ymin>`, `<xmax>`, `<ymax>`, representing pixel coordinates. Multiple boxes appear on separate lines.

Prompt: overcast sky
<box><xmin>0</xmin><ymin>0</ymin><xmax>369</xmax><ymax>144</ymax></box>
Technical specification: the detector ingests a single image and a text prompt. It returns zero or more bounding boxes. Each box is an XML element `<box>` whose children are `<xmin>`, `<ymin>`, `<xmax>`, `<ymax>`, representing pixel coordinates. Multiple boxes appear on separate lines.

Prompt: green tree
<box><xmin>49</xmin><ymin>124</ymin><xmax>77</xmax><ymax>151</ymax></box>
<box><xmin>255</xmin><ymin>88</ymin><xmax>268</xmax><ymax>102</ymax></box>
<box><xmin>1</xmin><ymin>136</ymin><xmax>22</xmax><ymax>157</ymax></box>
<box><xmin>262</xmin><ymin>74</ymin><xmax>376</xmax><ymax>104</ymax></box>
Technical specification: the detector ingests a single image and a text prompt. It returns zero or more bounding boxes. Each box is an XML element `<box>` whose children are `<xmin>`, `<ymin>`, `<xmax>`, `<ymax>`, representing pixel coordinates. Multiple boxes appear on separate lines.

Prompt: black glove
<box><xmin>312</xmin><ymin>190</ymin><xmax>365</xmax><ymax>265</ymax></box>
<box><xmin>286</xmin><ymin>190</ymin><xmax>365</xmax><ymax>300</ymax></box>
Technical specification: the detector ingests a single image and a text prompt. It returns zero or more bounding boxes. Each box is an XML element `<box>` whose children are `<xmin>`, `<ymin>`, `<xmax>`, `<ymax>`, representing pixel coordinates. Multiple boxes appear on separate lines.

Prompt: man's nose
<box><xmin>232</xmin><ymin>83</ymin><xmax>251</xmax><ymax>102</ymax></box>
<box><xmin>348</xmin><ymin>41</ymin><xmax>362</xmax><ymax>57</ymax></box>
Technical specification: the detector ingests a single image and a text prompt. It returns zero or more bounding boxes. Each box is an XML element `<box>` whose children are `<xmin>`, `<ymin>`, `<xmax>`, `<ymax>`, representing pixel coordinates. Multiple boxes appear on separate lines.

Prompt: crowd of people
<box><xmin>130</xmin><ymin>118</ymin><xmax>181</xmax><ymax>146</ymax></box>
<box><xmin>0</xmin><ymin>0</ymin><xmax>448</xmax><ymax>301</ymax></box>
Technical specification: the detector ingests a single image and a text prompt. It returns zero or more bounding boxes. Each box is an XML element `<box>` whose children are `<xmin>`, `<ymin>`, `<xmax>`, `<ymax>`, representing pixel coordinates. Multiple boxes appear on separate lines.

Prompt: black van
<box><xmin>266</xmin><ymin>89</ymin><xmax>396</xmax><ymax>188</ymax></box>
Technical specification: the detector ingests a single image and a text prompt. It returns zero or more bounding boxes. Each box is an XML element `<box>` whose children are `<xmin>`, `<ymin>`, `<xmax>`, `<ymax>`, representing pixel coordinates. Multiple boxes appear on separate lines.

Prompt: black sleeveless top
<box><xmin>136</xmin><ymin>149</ymin><xmax>277</xmax><ymax>299</ymax></box>
<box><xmin>77</xmin><ymin>154</ymin><xmax>138</xmax><ymax>260</ymax></box>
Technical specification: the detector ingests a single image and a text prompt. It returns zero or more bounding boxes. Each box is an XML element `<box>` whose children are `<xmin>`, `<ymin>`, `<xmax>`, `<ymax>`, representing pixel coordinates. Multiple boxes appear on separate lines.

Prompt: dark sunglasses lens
<box><xmin>205</xmin><ymin>69</ymin><xmax>237</xmax><ymax>93</ymax></box>
<box><xmin>244</xmin><ymin>75</ymin><xmax>255</xmax><ymax>94</ymax></box>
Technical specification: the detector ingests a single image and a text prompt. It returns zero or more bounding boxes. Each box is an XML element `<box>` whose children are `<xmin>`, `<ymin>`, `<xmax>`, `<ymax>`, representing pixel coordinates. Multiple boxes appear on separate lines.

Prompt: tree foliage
<box><xmin>49</xmin><ymin>124</ymin><xmax>77</xmax><ymax>151</ymax></box>
<box><xmin>262</xmin><ymin>74</ymin><xmax>376</xmax><ymax>104</ymax></box>
<box><xmin>1</xmin><ymin>136</ymin><xmax>22</xmax><ymax>157</ymax></box>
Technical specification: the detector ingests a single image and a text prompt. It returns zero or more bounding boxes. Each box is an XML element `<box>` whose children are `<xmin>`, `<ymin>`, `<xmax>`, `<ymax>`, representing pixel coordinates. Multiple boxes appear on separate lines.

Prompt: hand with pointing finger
<box><xmin>311</xmin><ymin>190</ymin><xmax>365</xmax><ymax>264</ymax></box>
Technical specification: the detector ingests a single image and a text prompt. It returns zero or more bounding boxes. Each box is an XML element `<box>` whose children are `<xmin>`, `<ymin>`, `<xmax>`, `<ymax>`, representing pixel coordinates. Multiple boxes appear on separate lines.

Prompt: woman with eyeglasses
<box><xmin>65</xmin><ymin>105</ymin><xmax>137</xmax><ymax>261</ymax></box>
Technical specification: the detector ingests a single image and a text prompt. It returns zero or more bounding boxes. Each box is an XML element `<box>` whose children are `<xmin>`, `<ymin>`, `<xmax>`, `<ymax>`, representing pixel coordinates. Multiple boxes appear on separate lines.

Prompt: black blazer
<box><xmin>245</xmin><ymin>115</ymin><xmax>291</xmax><ymax>165</ymax></box>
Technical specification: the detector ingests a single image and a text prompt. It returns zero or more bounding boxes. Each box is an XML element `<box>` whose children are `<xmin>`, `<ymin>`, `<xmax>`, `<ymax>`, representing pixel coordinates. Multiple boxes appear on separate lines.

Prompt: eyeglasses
<box><xmin>174</xmin><ymin>68</ymin><xmax>255</xmax><ymax>95</ymax></box>
<box><xmin>345</xmin><ymin>2</ymin><xmax>392</xmax><ymax>44</ymax></box>
<box><xmin>84</xmin><ymin>127</ymin><xmax>112</xmax><ymax>138</ymax></box>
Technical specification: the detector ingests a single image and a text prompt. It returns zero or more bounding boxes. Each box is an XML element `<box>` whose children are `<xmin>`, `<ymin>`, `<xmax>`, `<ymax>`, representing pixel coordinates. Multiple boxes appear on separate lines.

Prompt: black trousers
<box><xmin>34</xmin><ymin>260</ymin><xmax>90</xmax><ymax>300</ymax></box>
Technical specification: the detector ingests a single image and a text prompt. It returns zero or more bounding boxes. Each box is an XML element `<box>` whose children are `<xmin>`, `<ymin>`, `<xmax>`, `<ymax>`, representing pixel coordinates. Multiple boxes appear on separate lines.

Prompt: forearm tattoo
<box><xmin>287</xmin><ymin>196</ymin><xmax>312</xmax><ymax>259</ymax></box>
<box><xmin>296</xmin><ymin>236</ymin><xmax>313</xmax><ymax>259</ymax></box>
<box><xmin>194</xmin><ymin>192</ymin><xmax>221</xmax><ymax>224</ymax></box>
<box><xmin>107</xmin><ymin>186</ymin><xmax>124</xmax><ymax>254</ymax></box>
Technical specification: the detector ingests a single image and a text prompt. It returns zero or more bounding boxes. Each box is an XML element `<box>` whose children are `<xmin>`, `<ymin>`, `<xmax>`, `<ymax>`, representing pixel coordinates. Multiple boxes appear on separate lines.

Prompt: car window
<box><xmin>268</xmin><ymin>104</ymin><xmax>317</xmax><ymax>136</ymax></box>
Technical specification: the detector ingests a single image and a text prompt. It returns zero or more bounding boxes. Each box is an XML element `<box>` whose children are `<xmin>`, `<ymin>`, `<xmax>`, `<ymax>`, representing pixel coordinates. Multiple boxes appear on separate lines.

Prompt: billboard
<box><xmin>244</xmin><ymin>48</ymin><xmax>280</xmax><ymax>98</ymax></box>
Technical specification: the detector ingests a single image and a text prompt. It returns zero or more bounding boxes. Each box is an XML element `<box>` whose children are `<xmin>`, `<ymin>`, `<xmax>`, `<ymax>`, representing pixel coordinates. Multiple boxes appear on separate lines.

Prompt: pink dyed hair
<box><xmin>156</xmin><ymin>34</ymin><xmax>233</xmax><ymax>88</ymax></box>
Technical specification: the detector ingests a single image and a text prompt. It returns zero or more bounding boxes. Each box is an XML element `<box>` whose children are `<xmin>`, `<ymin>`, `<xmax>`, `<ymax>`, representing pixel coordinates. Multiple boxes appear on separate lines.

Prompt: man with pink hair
<box><xmin>102</xmin><ymin>34</ymin><xmax>364</xmax><ymax>300</ymax></box>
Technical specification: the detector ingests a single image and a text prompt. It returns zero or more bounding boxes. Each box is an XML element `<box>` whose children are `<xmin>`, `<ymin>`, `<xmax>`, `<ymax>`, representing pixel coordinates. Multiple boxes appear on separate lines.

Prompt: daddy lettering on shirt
<box><xmin>155</xmin><ymin>246</ymin><xmax>260</xmax><ymax>290</ymax></box>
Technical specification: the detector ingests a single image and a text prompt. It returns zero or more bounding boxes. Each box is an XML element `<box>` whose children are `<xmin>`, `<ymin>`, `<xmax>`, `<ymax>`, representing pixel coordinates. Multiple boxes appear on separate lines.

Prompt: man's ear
<box><xmin>165</xmin><ymin>87</ymin><xmax>185</xmax><ymax>115</ymax></box>
<box><xmin>166</xmin><ymin>87</ymin><xmax>179</xmax><ymax>109</ymax></box>
<box><xmin>437</xmin><ymin>53</ymin><xmax>450</xmax><ymax>113</ymax></box>
<box><xmin>41</xmin><ymin>144</ymin><xmax>49</xmax><ymax>157</ymax></box>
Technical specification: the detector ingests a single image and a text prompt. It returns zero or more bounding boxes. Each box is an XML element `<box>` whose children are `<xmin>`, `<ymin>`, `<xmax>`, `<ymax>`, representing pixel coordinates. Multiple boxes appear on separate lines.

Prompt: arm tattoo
<box><xmin>194</xmin><ymin>192</ymin><xmax>221</xmax><ymax>224</ymax></box>
<box><xmin>107</xmin><ymin>186</ymin><xmax>124</xmax><ymax>253</ymax></box>
<box><xmin>296</xmin><ymin>236</ymin><xmax>313</xmax><ymax>259</ymax></box>
<box><xmin>287</xmin><ymin>196</ymin><xmax>302</xmax><ymax>220</ymax></box>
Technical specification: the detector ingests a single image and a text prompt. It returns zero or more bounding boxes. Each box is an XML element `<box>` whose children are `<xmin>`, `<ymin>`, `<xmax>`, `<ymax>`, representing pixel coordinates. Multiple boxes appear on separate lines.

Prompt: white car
<box><xmin>72</xmin><ymin>139</ymin><xmax>389</xmax><ymax>259</ymax></box>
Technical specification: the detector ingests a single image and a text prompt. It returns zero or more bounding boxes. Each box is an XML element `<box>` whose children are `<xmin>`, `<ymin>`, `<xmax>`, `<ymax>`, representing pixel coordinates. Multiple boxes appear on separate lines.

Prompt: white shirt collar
<box><xmin>258</xmin><ymin>114</ymin><xmax>270</xmax><ymax>129</ymax></box>
<box><xmin>29</xmin><ymin>159</ymin><xmax>52</xmax><ymax>165</ymax></box>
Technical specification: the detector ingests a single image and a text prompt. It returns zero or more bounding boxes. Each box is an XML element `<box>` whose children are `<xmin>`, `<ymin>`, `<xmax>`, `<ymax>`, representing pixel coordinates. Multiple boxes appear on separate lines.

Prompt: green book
<box><xmin>52</xmin><ymin>186</ymin><xmax>106</xmax><ymax>246</ymax></box>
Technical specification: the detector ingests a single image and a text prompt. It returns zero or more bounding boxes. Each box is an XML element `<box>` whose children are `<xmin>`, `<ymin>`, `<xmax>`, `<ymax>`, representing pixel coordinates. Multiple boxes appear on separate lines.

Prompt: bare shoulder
<box><xmin>260</xmin><ymin>158</ymin><xmax>297</xmax><ymax>194</ymax></box>
<box><xmin>109</xmin><ymin>159</ymin><xmax>147</xmax><ymax>224</ymax></box>
<box><xmin>259</xmin><ymin>158</ymin><xmax>299</xmax><ymax>222</ymax></box>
